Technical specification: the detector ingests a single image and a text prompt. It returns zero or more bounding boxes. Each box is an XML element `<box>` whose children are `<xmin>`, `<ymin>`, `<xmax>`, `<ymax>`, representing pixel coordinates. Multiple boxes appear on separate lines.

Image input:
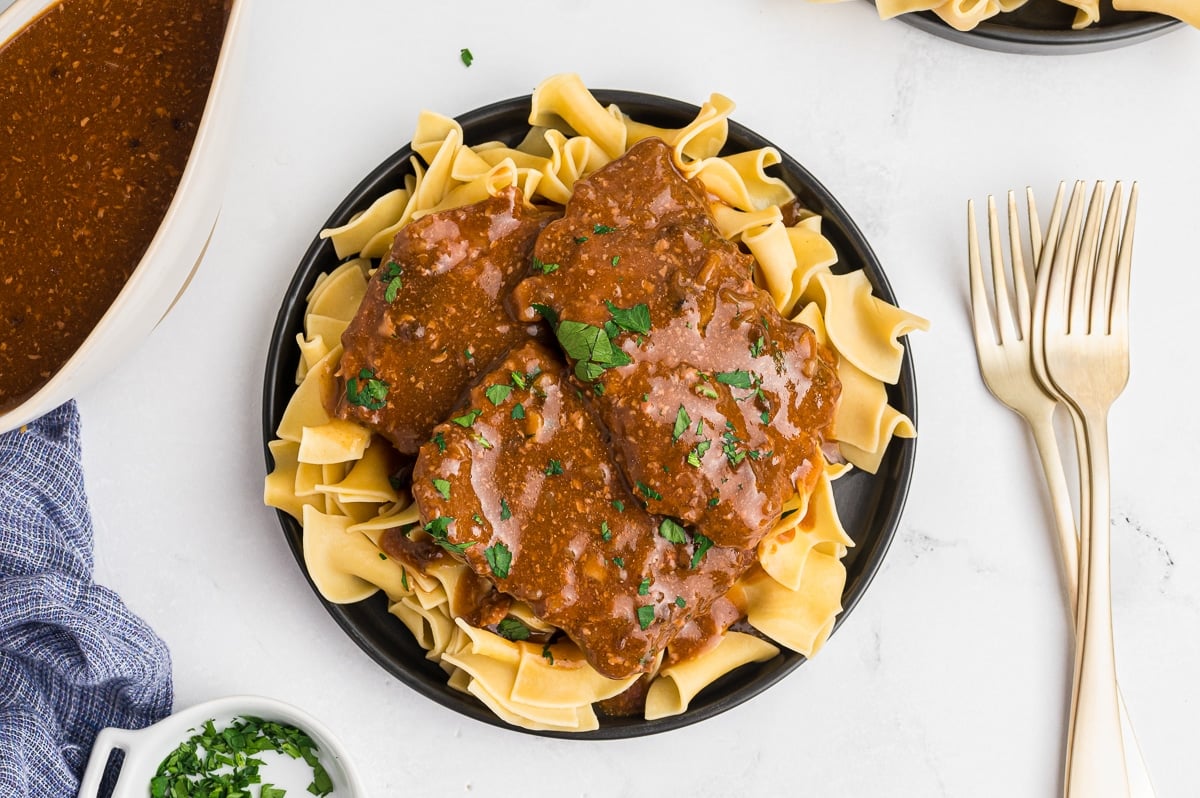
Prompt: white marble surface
<box><xmin>65</xmin><ymin>1</ymin><xmax>1200</xmax><ymax>795</ymax></box>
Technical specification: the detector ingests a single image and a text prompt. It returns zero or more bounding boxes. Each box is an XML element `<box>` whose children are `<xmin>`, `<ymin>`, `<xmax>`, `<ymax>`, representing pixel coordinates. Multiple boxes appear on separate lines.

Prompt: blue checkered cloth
<box><xmin>0</xmin><ymin>402</ymin><xmax>172</xmax><ymax>797</ymax></box>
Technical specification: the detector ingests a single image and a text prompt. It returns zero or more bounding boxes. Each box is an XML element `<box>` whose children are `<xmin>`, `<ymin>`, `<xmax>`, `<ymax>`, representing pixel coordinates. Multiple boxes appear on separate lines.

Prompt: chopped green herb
<box><xmin>425</xmin><ymin>516</ymin><xmax>474</xmax><ymax>555</ymax></box>
<box><xmin>675</xmin><ymin>596</ymin><xmax>686</xmax><ymax>608</ymax></box>
<box><xmin>484</xmin><ymin>542</ymin><xmax>512</xmax><ymax>579</ymax></box>
<box><xmin>510</xmin><ymin>371</ymin><xmax>528</xmax><ymax>390</ymax></box>
<box><xmin>574</xmin><ymin>235</ymin><xmax>589</xmax><ymax>244</ymax></box>
<box><xmin>659</xmin><ymin>517</ymin><xmax>687</xmax><ymax>544</ymax></box>
<box><xmin>545</xmin><ymin>459</ymin><xmax>564</xmax><ymax>476</ymax></box>
<box><xmin>151</xmin><ymin>716</ymin><xmax>333</xmax><ymax>798</ymax></box>
<box><xmin>611</xmin><ymin>255</ymin><xmax>621</xmax><ymax>266</ymax></box>
<box><xmin>432</xmin><ymin>478</ymin><xmax>451</xmax><ymax>500</ymax></box>
<box><xmin>672</xmin><ymin>405</ymin><xmax>691</xmax><ymax>442</ymax></box>
<box><xmin>452</xmin><ymin>409</ymin><xmax>482</xmax><ymax>427</ymax></box>
<box><xmin>696</xmin><ymin>384</ymin><xmax>719</xmax><ymax>399</ymax></box>
<box><xmin>593</xmin><ymin>223</ymin><xmax>617</xmax><ymax>235</ymax></box>
<box><xmin>497</xmin><ymin>618</ymin><xmax>530</xmax><ymax>641</ymax></box>
<box><xmin>750</xmin><ymin>336</ymin><xmax>765</xmax><ymax>357</ymax></box>
<box><xmin>600</xmin><ymin>521</ymin><xmax>612</xmax><ymax>541</ymax></box>
<box><xmin>708</xmin><ymin>496</ymin><xmax>720</xmax><ymax>508</ymax></box>
<box><xmin>511</xmin><ymin>403</ymin><xmax>526</xmax><ymax>420</ymax></box>
<box><xmin>690</xmin><ymin>533</ymin><xmax>714</xmax><ymax>568</ymax></box>
<box><xmin>485</xmin><ymin>384</ymin><xmax>512</xmax><ymax>405</ymax></box>
<box><xmin>530</xmin><ymin>302</ymin><xmax>559</xmax><ymax>329</ymax></box>
<box><xmin>604</xmin><ymin>300</ymin><xmax>652</xmax><ymax>335</ymax></box>
<box><xmin>556</xmin><ymin>318</ymin><xmax>630</xmax><ymax>382</ymax></box>
<box><xmin>612</xmin><ymin>499</ymin><xmax>625</xmax><ymax>512</ymax></box>
<box><xmin>716</xmin><ymin>370</ymin><xmax>754</xmax><ymax>389</ymax></box>
<box><xmin>381</xmin><ymin>261</ymin><xmax>403</xmax><ymax>303</ymax></box>
<box><xmin>460</xmin><ymin>47</ymin><xmax>473</xmax><ymax>67</ymax></box>
<box><xmin>464</xmin><ymin>347</ymin><xmax>474</xmax><ymax>361</ymax></box>
<box><xmin>641</xmin><ymin>393</ymin><xmax>649</xmax><ymax>402</ymax></box>
<box><xmin>695</xmin><ymin>419</ymin><xmax>704</xmax><ymax>435</ymax></box>
<box><xmin>636</xmin><ymin>481</ymin><xmax>662</xmax><ymax>501</ymax></box>
<box><xmin>500</xmin><ymin>498</ymin><xmax>512</xmax><ymax>521</ymax></box>
<box><xmin>593</xmin><ymin>383</ymin><xmax>606</xmax><ymax>396</ymax></box>
<box><xmin>473</xmin><ymin>433</ymin><xmax>493</xmax><ymax>450</ymax></box>
<box><xmin>532</xmin><ymin>255</ymin><xmax>560</xmax><ymax>275</ymax></box>
<box><xmin>542</xmin><ymin>643</ymin><xmax>555</xmax><ymax>664</ymax></box>
<box><xmin>638</xmin><ymin>577</ymin><xmax>651</xmax><ymax>596</ymax></box>
<box><xmin>687</xmin><ymin>439</ymin><xmax>712</xmax><ymax>467</ymax></box>
<box><xmin>378</xmin><ymin>552</ymin><xmax>387</xmax><ymax>560</ymax></box>
<box><xmin>613</xmin><ymin>556</ymin><xmax>625</xmax><ymax>568</ymax></box>
<box><xmin>346</xmin><ymin>367</ymin><xmax>389</xmax><ymax>410</ymax></box>
<box><xmin>432</xmin><ymin>431</ymin><xmax>447</xmax><ymax>452</ymax></box>
<box><xmin>636</xmin><ymin>605</ymin><xmax>655</xmax><ymax>630</ymax></box>
<box><xmin>473</xmin><ymin>513</ymin><xmax>484</xmax><ymax>525</ymax></box>
<box><xmin>401</xmin><ymin>567</ymin><xmax>409</xmax><ymax>591</ymax></box>
<box><xmin>760</xmin><ymin>410</ymin><xmax>771</xmax><ymax>424</ymax></box>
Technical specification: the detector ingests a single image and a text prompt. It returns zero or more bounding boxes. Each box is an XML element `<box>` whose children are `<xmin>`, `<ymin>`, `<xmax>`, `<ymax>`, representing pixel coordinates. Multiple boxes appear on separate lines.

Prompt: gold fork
<box><xmin>968</xmin><ymin>184</ymin><xmax>1152</xmax><ymax>797</ymax></box>
<box><xmin>1041</xmin><ymin>180</ymin><xmax>1138</xmax><ymax>798</ymax></box>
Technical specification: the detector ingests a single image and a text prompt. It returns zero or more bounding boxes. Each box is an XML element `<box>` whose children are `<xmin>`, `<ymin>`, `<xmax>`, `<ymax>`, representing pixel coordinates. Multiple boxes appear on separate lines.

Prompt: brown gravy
<box><xmin>0</xmin><ymin>0</ymin><xmax>227</xmax><ymax>410</ymax></box>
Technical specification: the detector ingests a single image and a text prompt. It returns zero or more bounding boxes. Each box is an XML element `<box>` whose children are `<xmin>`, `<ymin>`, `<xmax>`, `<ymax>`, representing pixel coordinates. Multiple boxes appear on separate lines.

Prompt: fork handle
<box><xmin>1065</xmin><ymin>412</ymin><xmax>1128</xmax><ymax>798</ymax></box>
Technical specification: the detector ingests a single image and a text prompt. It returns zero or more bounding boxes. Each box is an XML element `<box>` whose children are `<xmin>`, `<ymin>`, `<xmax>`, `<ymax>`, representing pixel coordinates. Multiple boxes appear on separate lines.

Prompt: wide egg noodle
<box><xmin>757</xmin><ymin>468</ymin><xmax>855</xmax><ymax>591</ymax></box>
<box><xmin>298</xmin><ymin>418</ymin><xmax>372</xmax><ymax>465</ymax></box>
<box><xmin>644</xmin><ymin>632</ymin><xmax>779</xmax><ymax>720</ymax></box>
<box><xmin>264</xmin><ymin>439</ymin><xmax>322</xmax><ymax>522</ymax></box>
<box><xmin>389</xmin><ymin>598</ymin><xmax>456</xmax><ymax>659</ymax></box>
<box><xmin>316</xmin><ymin>436</ymin><xmax>401</xmax><ymax>504</ymax></box>
<box><xmin>306</xmin><ymin>259</ymin><xmax>370</xmax><ymax>323</ymax></box>
<box><xmin>320</xmin><ymin>188</ymin><xmax>410</xmax><ymax>260</ymax></box>
<box><xmin>294</xmin><ymin>333</ymin><xmax>329</xmax><ymax>385</ymax></box>
<box><xmin>872</xmin><ymin>0</ymin><xmax>942</xmax><ymax>16</ymax></box>
<box><xmin>511</xmin><ymin>640</ymin><xmax>640</xmax><ymax>709</ymax></box>
<box><xmin>622</xmin><ymin>92</ymin><xmax>735</xmax><ymax>167</ymax></box>
<box><xmin>741</xmin><ymin>551</ymin><xmax>847</xmax><ymax>658</ymax></box>
<box><xmin>1114</xmin><ymin>0</ymin><xmax>1199</xmax><ymax>25</ymax></box>
<box><xmin>358</xmin><ymin>172</ymin><xmax>419</xmax><ymax>259</ymax></box>
<box><xmin>529</xmin><ymin>73</ymin><xmax>627</xmax><ymax>160</ymax></box>
<box><xmin>709</xmin><ymin>204</ymin><xmax>783</xmax><ymax>243</ymax></box>
<box><xmin>301</xmin><ymin>505</ymin><xmax>383</xmax><ymax>604</ymax></box>
<box><xmin>932</xmin><ymin>0</ymin><xmax>1003</xmax><ymax>30</ymax></box>
<box><xmin>275</xmin><ymin>345</ymin><xmax>342</xmax><ymax>443</ymax></box>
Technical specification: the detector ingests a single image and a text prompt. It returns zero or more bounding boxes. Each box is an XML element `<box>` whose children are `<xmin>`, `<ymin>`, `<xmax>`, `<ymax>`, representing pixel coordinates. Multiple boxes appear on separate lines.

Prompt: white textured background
<box><xmin>56</xmin><ymin>0</ymin><xmax>1200</xmax><ymax>795</ymax></box>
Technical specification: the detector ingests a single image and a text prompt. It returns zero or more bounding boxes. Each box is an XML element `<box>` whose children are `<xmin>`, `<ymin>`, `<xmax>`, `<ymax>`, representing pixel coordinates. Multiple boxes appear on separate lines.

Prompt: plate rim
<box><xmin>261</xmin><ymin>89</ymin><xmax>919</xmax><ymax>739</ymax></box>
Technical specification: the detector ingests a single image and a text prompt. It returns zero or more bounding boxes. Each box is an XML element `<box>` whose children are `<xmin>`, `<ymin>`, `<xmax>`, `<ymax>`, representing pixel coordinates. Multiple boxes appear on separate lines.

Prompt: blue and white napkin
<box><xmin>0</xmin><ymin>402</ymin><xmax>172</xmax><ymax>797</ymax></box>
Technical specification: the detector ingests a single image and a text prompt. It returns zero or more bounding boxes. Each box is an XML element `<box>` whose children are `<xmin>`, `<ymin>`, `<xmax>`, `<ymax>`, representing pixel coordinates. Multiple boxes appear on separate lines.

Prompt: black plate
<box><xmin>262</xmin><ymin>91</ymin><xmax>918</xmax><ymax>738</ymax></box>
<box><xmin>872</xmin><ymin>0</ymin><xmax>1180</xmax><ymax>53</ymax></box>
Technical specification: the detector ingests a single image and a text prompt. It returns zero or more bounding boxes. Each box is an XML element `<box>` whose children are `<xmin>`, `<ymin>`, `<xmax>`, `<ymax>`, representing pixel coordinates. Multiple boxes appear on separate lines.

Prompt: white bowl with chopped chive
<box><xmin>78</xmin><ymin>695</ymin><xmax>365</xmax><ymax>797</ymax></box>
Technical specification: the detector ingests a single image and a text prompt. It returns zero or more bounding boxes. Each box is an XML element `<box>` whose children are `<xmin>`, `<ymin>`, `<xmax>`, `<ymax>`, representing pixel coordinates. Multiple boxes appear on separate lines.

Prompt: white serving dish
<box><xmin>0</xmin><ymin>0</ymin><xmax>251</xmax><ymax>434</ymax></box>
<box><xmin>77</xmin><ymin>694</ymin><xmax>367</xmax><ymax>797</ymax></box>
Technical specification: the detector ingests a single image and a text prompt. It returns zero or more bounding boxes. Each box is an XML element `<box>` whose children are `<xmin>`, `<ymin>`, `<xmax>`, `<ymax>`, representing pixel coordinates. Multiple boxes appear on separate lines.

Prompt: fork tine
<box><xmin>1090</xmin><ymin>182</ymin><xmax>1123</xmax><ymax>336</ymax></box>
<box><xmin>1031</xmin><ymin>182</ymin><xmax>1065</xmax><ymax>391</ymax></box>
<box><xmin>1027</xmin><ymin>186</ymin><xmax>1044</xmax><ymax>261</ymax></box>
<box><xmin>1110</xmin><ymin>182</ymin><xmax>1138</xmax><ymax>339</ymax></box>
<box><xmin>1045</xmin><ymin>181</ymin><xmax>1086</xmax><ymax>339</ymax></box>
<box><xmin>1070</xmin><ymin>181</ymin><xmax>1106</xmax><ymax>335</ymax></box>
<box><xmin>967</xmin><ymin>199</ymin><xmax>997</xmax><ymax>349</ymax></box>
<box><xmin>988</xmin><ymin>195</ymin><xmax>1018</xmax><ymax>344</ymax></box>
<box><xmin>1009</xmin><ymin>191</ymin><xmax>1032</xmax><ymax>336</ymax></box>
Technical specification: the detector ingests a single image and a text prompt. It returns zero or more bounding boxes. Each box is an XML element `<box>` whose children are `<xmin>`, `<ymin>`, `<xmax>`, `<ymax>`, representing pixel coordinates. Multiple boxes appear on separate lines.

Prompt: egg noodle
<box><xmin>812</xmin><ymin>0</ymin><xmax>1198</xmax><ymax>32</ymax></box>
<box><xmin>264</xmin><ymin>74</ymin><xmax>929</xmax><ymax>732</ymax></box>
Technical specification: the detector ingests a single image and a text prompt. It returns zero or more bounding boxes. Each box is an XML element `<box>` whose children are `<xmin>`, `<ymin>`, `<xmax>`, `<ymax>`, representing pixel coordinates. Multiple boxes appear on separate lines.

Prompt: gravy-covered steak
<box><xmin>411</xmin><ymin>341</ymin><xmax>753</xmax><ymax>680</ymax></box>
<box><xmin>335</xmin><ymin>186</ymin><xmax>556</xmax><ymax>454</ymax></box>
<box><xmin>510</xmin><ymin>138</ymin><xmax>841</xmax><ymax>550</ymax></box>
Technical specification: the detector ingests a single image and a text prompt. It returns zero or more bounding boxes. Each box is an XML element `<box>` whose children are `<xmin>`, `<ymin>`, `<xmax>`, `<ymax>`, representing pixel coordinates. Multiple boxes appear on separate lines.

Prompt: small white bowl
<box><xmin>77</xmin><ymin>694</ymin><xmax>367</xmax><ymax>797</ymax></box>
<box><xmin>0</xmin><ymin>0</ymin><xmax>252</xmax><ymax>434</ymax></box>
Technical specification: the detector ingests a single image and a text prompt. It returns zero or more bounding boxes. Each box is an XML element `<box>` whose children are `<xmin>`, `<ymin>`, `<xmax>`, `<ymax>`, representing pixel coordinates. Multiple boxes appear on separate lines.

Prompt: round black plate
<box><xmin>872</xmin><ymin>0</ymin><xmax>1180</xmax><ymax>53</ymax></box>
<box><xmin>262</xmin><ymin>91</ymin><xmax>918</xmax><ymax>738</ymax></box>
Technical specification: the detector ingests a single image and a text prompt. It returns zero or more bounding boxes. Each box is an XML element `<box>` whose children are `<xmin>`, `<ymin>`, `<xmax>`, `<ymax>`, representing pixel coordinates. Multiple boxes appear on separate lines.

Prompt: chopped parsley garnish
<box><xmin>500</xmin><ymin>498</ymin><xmax>512</xmax><ymax>521</ymax></box>
<box><xmin>708</xmin><ymin>496</ymin><xmax>720</xmax><ymax>508</ymax></box>
<box><xmin>593</xmin><ymin>223</ymin><xmax>617</xmax><ymax>235</ymax></box>
<box><xmin>451</xmin><ymin>409</ymin><xmax>482</xmax><ymax>427</ymax></box>
<box><xmin>687</xmin><ymin>440</ymin><xmax>711</xmax><ymax>467</ymax></box>
<box><xmin>760</xmin><ymin>410</ymin><xmax>771</xmax><ymax>424</ymax></box>
<box><xmin>556</xmin><ymin>319</ymin><xmax>630</xmax><ymax>382</ymax></box>
<box><xmin>381</xmin><ymin>261</ymin><xmax>403</xmax><ymax>303</ymax></box>
<box><xmin>460</xmin><ymin>47</ymin><xmax>473</xmax><ymax>67</ymax></box>
<box><xmin>473</xmin><ymin>513</ymin><xmax>484</xmax><ymax>525</ymax></box>
<box><xmin>401</xmin><ymin>567</ymin><xmax>409</xmax><ymax>591</ymax></box>
<box><xmin>432</xmin><ymin>479</ymin><xmax>451</xmax><ymax>500</ymax></box>
<box><xmin>690</xmin><ymin>533</ymin><xmax>714</xmax><ymax>568</ymax></box>
<box><xmin>594</xmin><ymin>383</ymin><xmax>606</xmax><ymax>396</ymax></box>
<box><xmin>612</xmin><ymin>556</ymin><xmax>625</xmax><ymax>568</ymax></box>
<box><xmin>716</xmin><ymin>370</ymin><xmax>754</xmax><ymax>389</ymax></box>
<box><xmin>511</xmin><ymin>403</ymin><xmax>525</xmax><ymax>420</ymax></box>
<box><xmin>672</xmin><ymin>405</ymin><xmax>691</xmax><ymax>442</ymax></box>
<box><xmin>510</xmin><ymin>371</ymin><xmax>528</xmax><ymax>390</ymax></box>
<box><xmin>545</xmin><ymin>459</ymin><xmax>563</xmax><ymax>476</ymax></box>
<box><xmin>696</xmin><ymin>384</ymin><xmax>719</xmax><ymax>400</ymax></box>
<box><xmin>464</xmin><ymin>348</ymin><xmax>474</xmax><ymax>360</ymax></box>
<box><xmin>612</xmin><ymin>499</ymin><xmax>625</xmax><ymax>512</ymax></box>
<box><xmin>721</xmin><ymin>424</ymin><xmax>746</xmax><ymax>466</ymax></box>
<box><xmin>530</xmin><ymin>302</ymin><xmax>559</xmax><ymax>329</ymax></box>
<box><xmin>150</xmin><ymin>716</ymin><xmax>333</xmax><ymax>798</ymax></box>
<box><xmin>484</xmin><ymin>542</ymin><xmax>512</xmax><ymax>579</ymax></box>
<box><xmin>638</xmin><ymin>577</ymin><xmax>651</xmax><ymax>596</ymax></box>
<box><xmin>695</xmin><ymin>419</ymin><xmax>704</xmax><ymax>435</ymax></box>
<box><xmin>532</xmin><ymin>255</ymin><xmax>560</xmax><ymax>275</ymax></box>
<box><xmin>485</xmin><ymin>384</ymin><xmax>512</xmax><ymax>405</ymax></box>
<box><xmin>378</xmin><ymin>552</ymin><xmax>387</xmax><ymax>560</ymax></box>
<box><xmin>604</xmin><ymin>300</ymin><xmax>651</xmax><ymax>335</ymax></box>
<box><xmin>636</xmin><ymin>605</ymin><xmax>655</xmax><ymax>630</ymax></box>
<box><xmin>600</xmin><ymin>521</ymin><xmax>612</xmax><ymax>541</ymax></box>
<box><xmin>473</xmin><ymin>433</ymin><xmax>493</xmax><ymax>450</ymax></box>
<box><xmin>659</xmin><ymin>517</ymin><xmax>687</xmax><ymax>544</ymax></box>
<box><xmin>497</xmin><ymin>618</ymin><xmax>530</xmax><ymax>641</ymax></box>
<box><xmin>750</xmin><ymin>336</ymin><xmax>765</xmax><ymax>357</ymax></box>
<box><xmin>345</xmin><ymin>368</ymin><xmax>389</xmax><ymax>410</ymax></box>
<box><xmin>636</xmin><ymin>481</ymin><xmax>662</xmax><ymax>501</ymax></box>
<box><xmin>574</xmin><ymin>236</ymin><xmax>588</xmax><ymax>244</ymax></box>
<box><xmin>424</xmin><ymin>516</ymin><xmax>474</xmax><ymax>555</ymax></box>
<box><xmin>542</xmin><ymin>643</ymin><xmax>555</xmax><ymax>664</ymax></box>
<box><xmin>675</xmin><ymin>596</ymin><xmax>686</xmax><ymax>608</ymax></box>
<box><xmin>611</xmin><ymin>255</ymin><xmax>621</xmax><ymax>266</ymax></box>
